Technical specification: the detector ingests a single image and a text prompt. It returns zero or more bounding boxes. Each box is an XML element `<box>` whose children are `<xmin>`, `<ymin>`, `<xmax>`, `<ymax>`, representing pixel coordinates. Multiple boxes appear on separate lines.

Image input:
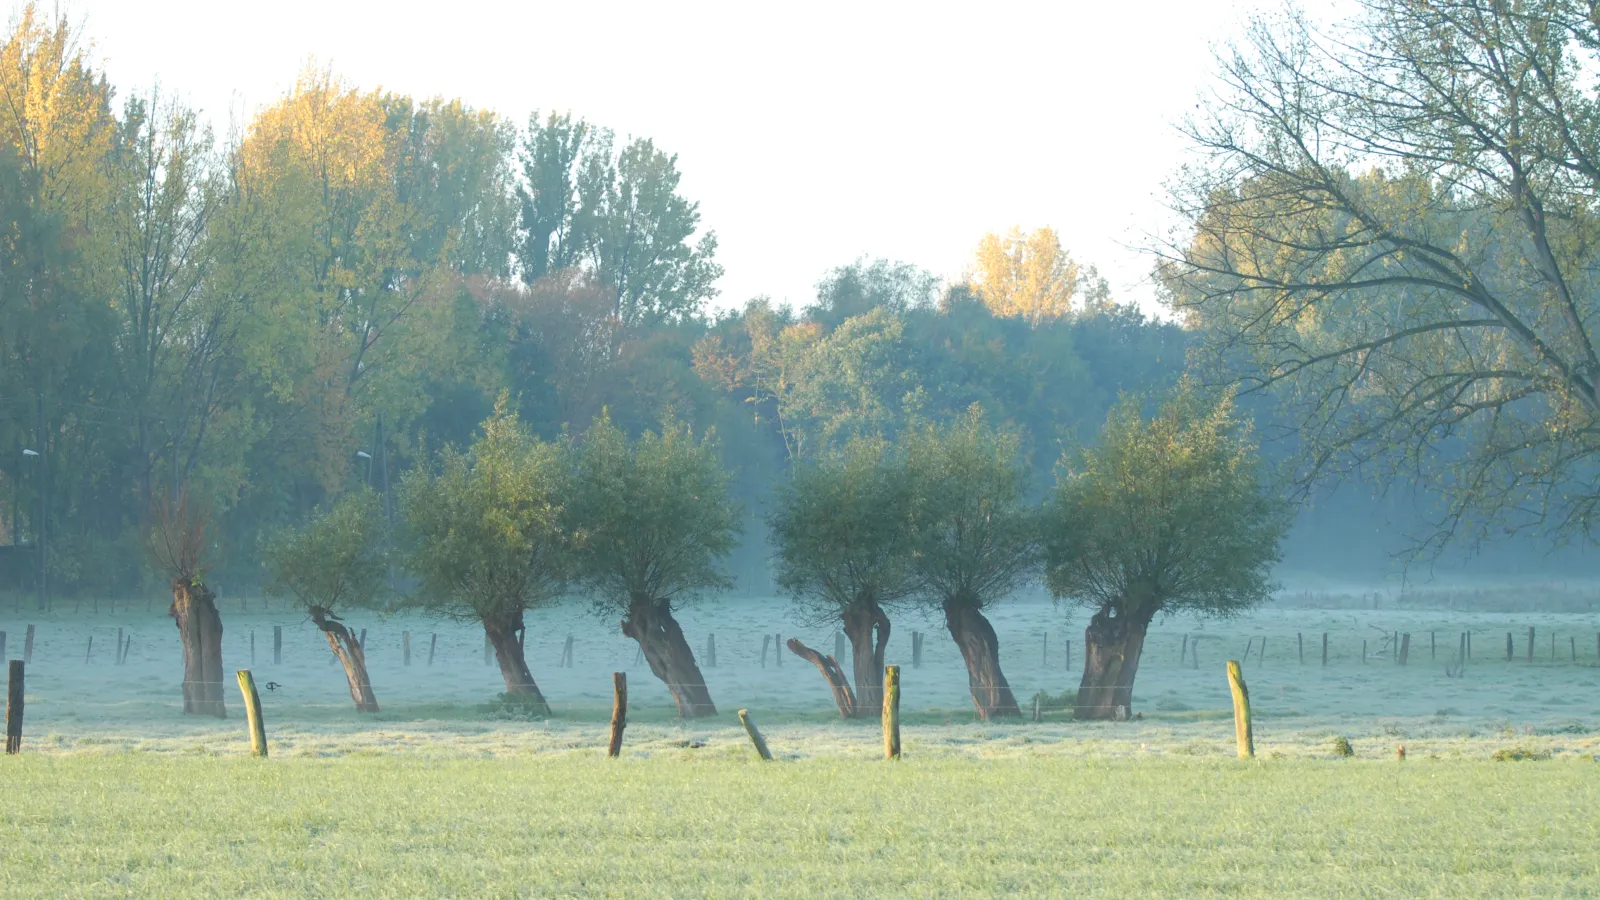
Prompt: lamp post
<box><xmin>21</xmin><ymin>448</ymin><xmax>41</xmax><ymax>611</ymax></box>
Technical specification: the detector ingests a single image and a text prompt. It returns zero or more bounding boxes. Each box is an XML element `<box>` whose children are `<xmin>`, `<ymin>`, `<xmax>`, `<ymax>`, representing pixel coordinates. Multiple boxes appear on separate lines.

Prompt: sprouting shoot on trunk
<box><xmin>568</xmin><ymin>412</ymin><xmax>739</xmax><ymax>719</ymax></box>
<box><xmin>904</xmin><ymin>408</ymin><xmax>1037</xmax><ymax>720</ymax></box>
<box><xmin>397</xmin><ymin>401</ymin><xmax>571</xmax><ymax>713</ymax></box>
<box><xmin>769</xmin><ymin>436</ymin><xmax>916</xmax><ymax>717</ymax></box>
<box><xmin>261</xmin><ymin>488</ymin><xmax>388</xmax><ymax>712</ymax></box>
<box><xmin>145</xmin><ymin>490</ymin><xmax>226</xmax><ymax>718</ymax></box>
<box><xmin>1044</xmin><ymin>382</ymin><xmax>1287</xmax><ymax>720</ymax></box>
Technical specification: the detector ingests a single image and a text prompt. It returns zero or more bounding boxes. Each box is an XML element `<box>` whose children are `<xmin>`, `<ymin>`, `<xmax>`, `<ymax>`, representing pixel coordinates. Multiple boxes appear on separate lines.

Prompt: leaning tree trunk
<box><xmin>944</xmin><ymin>597</ymin><xmax>1021</xmax><ymax>719</ymax></box>
<box><xmin>1075</xmin><ymin>606</ymin><xmax>1152</xmax><ymax>720</ymax></box>
<box><xmin>484</xmin><ymin>611</ymin><xmax>551</xmax><ymax>715</ymax></box>
<box><xmin>309</xmin><ymin>606</ymin><xmax>379</xmax><ymax>712</ymax></box>
<box><xmin>841</xmin><ymin>598</ymin><xmax>890</xmax><ymax>716</ymax></box>
<box><xmin>170</xmin><ymin>577</ymin><xmax>225</xmax><ymax>717</ymax></box>
<box><xmin>786</xmin><ymin>638</ymin><xmax>856</xmax><ymax>718</ymax></box>
<box><xmin>620</xmin><ymin>596</ymin><xmax>716</xmax><ymax>718</ymax></box>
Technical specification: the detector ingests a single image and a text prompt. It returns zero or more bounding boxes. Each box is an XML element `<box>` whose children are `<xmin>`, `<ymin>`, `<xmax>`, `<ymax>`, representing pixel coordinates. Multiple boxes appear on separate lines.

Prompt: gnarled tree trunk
<box><xmin>484</xmin><ymin>610</ymin><xmax>551</xmax><ymax>714</ymax></box>
<box><xmin>786</xmin><ymin>637</ymin><xmax>856</xmax><ymax>718</ymax></box>
<box><xmin>621</xmin><ymin>596</ymin><xmax>716</xmax><ymax>718</ymax></box>
<box><xmin>309</xmin><ymin>606</ymin><xmax>378</xmax><ymax>712</ymax></box>
<box><xmin>841</xmin><ymin>599</ymin><xmax>890</xmax><ymax>716</ymax></box>
<box><xmin>1075</xmin><ymin>606</ymin><xmax>1151</xmax><ymax>720</ymax></box>
<box><xmin>944</xmin><ymin>598</ymin><xmax>1020</xmax><ymax>719</ymax></box>
<box><xmin>170</xmin><ymin>578</ymin><xmax>225</xmax><ymax>717</ymax></box>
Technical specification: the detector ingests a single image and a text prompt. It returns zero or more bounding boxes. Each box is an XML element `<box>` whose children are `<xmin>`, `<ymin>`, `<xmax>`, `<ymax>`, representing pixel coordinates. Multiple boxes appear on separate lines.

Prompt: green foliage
<box><xmin>567</xmin><ymin>412</ymin><xmax>738</xmax><ymax>611</ymax></box>
<box><xmin>397</xmin><ymin>404</ymin><xmax>571</xmax><ymax>621</ymax></box>
<box><xmin>1044</xmin><ymin>384</ymin><xmax>1288</xmax><ymax>620</ymax></box>
<box><xmin>260</xmin><ymin>489</ymin><xmax>388</xmax><ymax>613</ymax></box>
<box><xmin>1491</xmin><ymin>746</ymin><xmax>1552</xmax><ymax>763</ymax></box>
<box><xmin>903</xmin><ymin>407</ymin><xmax>1037</xmax><ymax>609</ymax></box>
<box><xmin>1330</xmin><ymin>735</ymin><xmax>1354</xmax><ymax>758</ymax></box>
<box><xmin>768</xmin><ymin>437</ymin><xmax>918</xmax><ymax>622</ymax></box>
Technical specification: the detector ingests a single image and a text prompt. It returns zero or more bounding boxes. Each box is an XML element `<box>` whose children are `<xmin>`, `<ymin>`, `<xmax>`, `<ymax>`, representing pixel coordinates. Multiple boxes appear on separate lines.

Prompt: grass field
<box><xmin>3</xmin><ymin>592</ymin><xmax>1599</xmax><ymax>895</ymax></box>
<box><xmin>2</xmin><ymin>755</ymin><xmax>1597</xmax><ymax>898</ymax></box>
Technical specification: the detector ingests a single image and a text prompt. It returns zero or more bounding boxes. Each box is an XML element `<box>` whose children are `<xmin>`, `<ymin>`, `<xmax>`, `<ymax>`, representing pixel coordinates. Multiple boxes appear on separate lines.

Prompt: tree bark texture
<box><xmin>786</xmin><ymin>637</ymin><xmax>856</xmax><ymax>718</ymax></box>
<box><xmin>943</xmin><ymin>599</ymin><xmax>1020</xmax><ymax>719</ymax></box>
<box><xmin>841</xmin><ymin>599</ymin><xmax>890</xmax><ymax>716</ymax></box>
<box><xmin>1075</xmin><ymin>606</ymin><xmax>1151</xmax><ymax>720</ymax></box>
<box><xmin>484</xmin><ymin>611</ymin><xmax>550</xmax><ymax>714</ymax></box>
<box><xmin>170</xmin><ymin>578</ymin><xmax>226</xmax><ymax>717</ymax></box>
<box><xmin>309</xmin><ymin>606</ymin><xmax>379</xmax><ymax>712</ymax></box>
<box><xmin>620</xmin><ymin>596</ymin><xmax>716</xmax><ymax>718</ymax></box>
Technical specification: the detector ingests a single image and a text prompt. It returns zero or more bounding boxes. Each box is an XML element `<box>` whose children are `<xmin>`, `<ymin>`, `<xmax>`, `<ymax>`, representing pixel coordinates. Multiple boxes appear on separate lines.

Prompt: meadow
<box><xmin>2</xmin><ymin>588</ymin><xmax>1599</xmax><ymax>896</ymax></box>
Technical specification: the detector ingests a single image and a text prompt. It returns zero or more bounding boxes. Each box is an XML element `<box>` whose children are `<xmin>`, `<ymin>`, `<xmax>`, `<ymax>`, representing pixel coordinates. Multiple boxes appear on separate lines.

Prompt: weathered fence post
<box><xmin>1527</xmin><ymin>626</ymin><xmax>1534</xmax><ymax>662</ymax></box>
<box><xmin>1551</xmin><ymin>631</ymin><xmax>1556</xmax><ymax>660</ymax></box>
<box><xmin>1260</xmin><ymin>637</ymin><xmax>1267</xmax><ymax>663</ymax></box>
<box><xmin>1506</xmin><ymin>632</ymin><xmax>1513</xmax><ymax>661</ymax></box>
<box><xmin>912</xmin><ymin>631</ymin><xmax>923</xmax><ymax>669</ymax></box>
<box><xmin>1466</xmin><ymin>630</ymin><xmax>1472</xmax><ymax>659</ymax></box>
<box><xmin>5</xmin><ymin>660</ymin><xmax>22</xmax><ymax>754</ymax></box>
<box><xmin>1032</xmin><ymin>694</ymin><xmax>1041</xmax><ymax>722</ymax></box>
<box><xmin>1065</xmin><ymin>639</ymin><xmax>1072</xmax><ymax>672</ymax></box>
<box><xmin>403</xmin><ymin>631</ymin><xmax>411</xmax><ymax>666</ymax></box>
<box><xmin>22</xmin><ymin>625</ymin><xmax>33</xmax><ymax>664</ymax></box>
<box><xmin>738</xmin><ymin>708</ymin><xmax>772</xmax><ymax>761</ymax></box>
<box><xmin>235</xmin><ymin>670</ymin><xmax>267</xmax><ymax>758</ymax></box>
<box><xmin>84</xmin><ymin>636</ymin><xmax>92</xmax><ymax>664</ymax></box>
<box><xmin>122</xmin><ymin>635</ymin><xmax>131</xmax><ymax>665</ymax></box>
<box><xmin>1399</xmin><ymin>633</ymin><xmax>1410</xmax><ymax>666</ymax></box>
<box><xmin>760</xmin><ymin>634</ymin><xmax>771</xmax><ymax>668</ymax></box>
<box><xmin>116</xmin><ymin>628</ymin><xmax>123</xmax><ymax>665</ymax></box>
<box><xmin>608</xmin><ymin>672</ymin><xmax>627</xmax><ymax>758</ymax></box>
<box><xmin>1226</xmin><ymin>659</ymin><xmax>1253</xmax><ymax>759</ymax></box>
<box><xmin>1297</xmin><ymin>632</ymin><xmax>1303</xmax><ymax>665</ymax></box>
<box><xmin>1243</xmin><ymin>637</ymin><xmax>1254</xmax><ymax>664</ymax></box>
<box><xmin>1042</xmin><ymin>632</ymin><xmax>1048</xmax><ymax>666</ymax></box>
<box><xmin>1430</xmin><ymin>631</ymin><xmax>1435</xmax><ymax>660</ymax></box>
<box><xmin>774</xmin><ymin>633</ymin><xmax>782</xmax><ymax>667</ymax></box>
<box><xmin>428</xmin><ymin>633</ymin><xmax>438</xmax><ymax>666</ymax></box>
<box><xmin>883</xmin><ymin>664</ymin><xmax>901</xmax><ymax>760</ymax></box>
<box><xmin>1570</xmin><ymin>636</ymin><xmax>1576</xmax><ymax>661</ymax></box>
<box><xmin>1321</xmin><ymin>632</ymin><xmax>1328</xmax><ymax>666</ymax></box>
<box><xmin>273</xmin><ymin>625</ymin><xmax>282</xmax><ymax>665</ymax></box>
<box><xmin>1181</xmin><ymin>633</ymin><xmax>1189</xmax><ymax>665</ymax></box>
<box><xmin>1361</xmin><ymin>639</ymin><xmax>1367</xmax><ymax>664</ymax></box>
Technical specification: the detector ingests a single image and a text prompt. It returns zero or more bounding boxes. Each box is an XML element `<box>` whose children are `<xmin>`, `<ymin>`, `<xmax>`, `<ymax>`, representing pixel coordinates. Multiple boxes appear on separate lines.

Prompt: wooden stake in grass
<box><xmin>1297</xmin><ymin>632</ymin><xmax>1303</xmax><ymax>665</ymax></box>
<box><xmin>760</xmin><ymin>634</ymin><xmax>770</xmax><ymax>668</ymax></box>
<box><xmin>1430</xmin><ymin>631</ymin><xmax>1435</xmax><ymax>660</ymax></box>
<box><xmin>1065</xmin><ymin>639</ymin><xmax>1071</xmax><ymax>672</ymax></box>
<box><xmin>403</xmin><ymin>631</ymin><xmax>411</xmax><ymax>667</ymax></box>
<box><xmin>883</xmin><ymin>664</ymin><xmax>901</xmax><ymax>760</ymax></box>
<box><xmin>1321</xmin><ymin>632</ymin><xmax>1328</xmax><ymax>667</ymax></box>
<box><xmin>235</xmin><ymin>670</ymin><xmax>267</xmax><ymax>758</ymax></box>
<box><xmin>83</xmin><ymin>636</ymin><xmax>92</xmax><ymax>664</ymax></box>
<box><xmin>1042</xmin><ymin>632</ymin><xmax>1048</xmax><ymax>666</ymax></box>
<box><xmin>912</xmin><ymin>631</ymin><xmax>923</xmax><ymax>669</ymax></box>
<box><xmin>774</xmin><ymin>633</ymin><xmax>782</xmax><ymax>667</ymax></box>
<box><xmin>738</xmin><ymin>708</ymin><xmax>772</xmax><ymax>761</ymax></box>
<box><xmin>608</xmin><ymin>672</ymin><xmax>627</xmax><ymax>758</ymax></box>
<box><xmin>1399</xmin><ymin>633</ymin><xmax>1410</xmax><ymax>666</ymax></box>
<box><xmin>1506</xmin><ymin>632</ymin><xmax>1513</xmax><ymax>661</ymax></box>
<box><xmin>1571</xmin><ymin>636</ymin><xmax>1576</xmax><ymax>662</ymax></box>
<box><xmin>1527</xmin><ymin>626</ymin><xmax>1534</xmax><ymax>662</ymax></box>
<box><xmin>428</xmin><ymin>633</ymin><xmax>438</xmax><ymax>666</ymax></box>
<box><xmin>1361</xmin><ymin>639</ymin><xmax>1367</xmax><ymax>664</ymax></box>
<box><xmin>5</xmin><ymin>660</ymin><xmax>22</xmax><ymax>754</ymax></box>
<box><xmin>116</xmin><ymin>628</ymin><xmax>123</xmax><ymax>665</ymax></box>
<box><xmin>120</xmin><ymin>635</ymin><xmax>130</xmax><ymax>665</ymax></box>
<box><xmin>273</xmin><ymin>625</ymin><xmax>282</xmax><ymax>665</ymax></box>
<box><xmin>1181</xmin><ymin>633</ymin><xmax>1189</xmax><ymax>665</ymax></box>
<box><xmin>1226</xmin><ymin>659</ymin><xmax>1253</xmax><ymax>760</ymax></box>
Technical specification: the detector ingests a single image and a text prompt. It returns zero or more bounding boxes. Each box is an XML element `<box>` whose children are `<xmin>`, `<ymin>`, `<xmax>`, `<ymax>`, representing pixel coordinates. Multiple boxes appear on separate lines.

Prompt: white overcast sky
<box><xmin>59</xmin><ymin>0</ymin><xmax>1279</xmax><ymax>314</ymax></box>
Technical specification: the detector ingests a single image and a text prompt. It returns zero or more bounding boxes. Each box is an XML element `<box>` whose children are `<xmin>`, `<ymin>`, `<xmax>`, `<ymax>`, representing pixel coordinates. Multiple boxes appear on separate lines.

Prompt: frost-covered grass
<box><xmin>2</xmin><ymin>754</ymin><xmax>1597</xmax><ymax>898</ymax></box>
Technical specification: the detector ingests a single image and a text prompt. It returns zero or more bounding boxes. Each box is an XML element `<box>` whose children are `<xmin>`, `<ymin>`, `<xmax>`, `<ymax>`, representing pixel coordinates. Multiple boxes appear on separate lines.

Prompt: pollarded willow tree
<box><xmin>1044</xmin><ymin>386</ymin><xmax>1289</xmax><ymax>720</ymax></box>
<box><xmin>1164</xmin><ymin>0</ymin><xmax>1600</xmax><ymax>551</ymax></box>
<box><xmin>145</xmin><ymin>491</ymin><xmax>225</xmax><ymax>717</ymax></box>
<box><xmin>905</xmin><ymin>408</ymin><xmax>1037</xmax><ymax>720</ymax></box>
<box><xmin>768</xmin><ymin>437</ymin><xmax>918</xmax><ymax>717</ymax></box>
<box><xmin>261</xmin><ymin>488</ymin><xmax>388</xmax><ymax>712</ymax></box>
<box><xmin>568</xmin><ymin>413</ymin><xmax>739</xmax><ymax>718</ymax></box>
<box><xmin>398</xmin><ymin>404</ymin><xmax>570</xmax><ymax>711</ymax></box>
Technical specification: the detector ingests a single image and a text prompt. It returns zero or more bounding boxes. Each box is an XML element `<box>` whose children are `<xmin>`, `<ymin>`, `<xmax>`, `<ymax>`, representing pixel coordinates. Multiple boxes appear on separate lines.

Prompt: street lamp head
<box><xmin>21</xmin><ymin>448</ymin><xmax>38</xmax><ymax>457</ymax></box>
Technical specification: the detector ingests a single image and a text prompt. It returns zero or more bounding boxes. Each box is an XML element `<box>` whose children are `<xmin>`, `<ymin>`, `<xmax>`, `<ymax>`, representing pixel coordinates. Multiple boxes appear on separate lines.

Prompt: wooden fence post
<box><xmin>235</xmin><ymin>670</ymin><xmax>268</xmax><ymax>758</ymax></box>
<box><xmin>1466</xmin><ymin>631</ymin><xmax>1472</xmax><ymax>659</ymax></box>
<box><xmin>116</xmin><ymin>628</ymin><xmax>123</xmax><ymax>665</ymax></box>
<box><xmin>1321</xmin><ymin>632</ymin><xmax>1328</xmax><ymax>666</ymax></box>
<box><xmin>5</xmin><ymin>660</ymin><xmax>22</xmax><ymax>754</ymax></box>
<box><xmin>273</xmin><ymin>626</ymin><xmax>282</xmax><ymax>665</ymax></box>
<box><xmin>738</xmin><ymin>708</ymin><xmax>772</xmax><ymax>761</ymax></box>
<box><xmin>1527</xmin><ymin>626</ymin><xmax>1534</xmax><ymax>662</ymax></box>
<box><xmin>1570</xmin><ymin>636</ymin><xmax>1576</xmax><ymax>662</ymax></box>
<box><xmin>84</xmin><ymin>636</ymin><xmax>92</xmax><ymax>664</ymax></box>
<box><xmin>428</xmin><ymin>633</ymin><xmax>438</xmax><ymax>666</ymax></box>
<box><xmin>1243</xmin><ymin>637</ymin><xmax>1254</xmax><ymax>663</ymax></box>
<box><xmin>1297</xmin><ymin>632</ymin><xmax>1303</xmax><ymax>665</ymax></box>
<box><xmin>1361</xmin><ymin>639</ymin><xmax>1367</xmax><ymax>664</ymax></box>
<box><xmin>608</xmin><ymin>672</ymin><xmax>627</xmax><ymax>758</ymax></box>
<box><xmin>1260</xmin><ymin>637</ymin><xmax>1267</xmax><ymax>663</ymax></box>
<box><xmin>883</xmin><ymin>664</ymin><xmax>901</xmax><ymax>760</ymax></box>
<box><xmin>1065</xmin><ymin>639</ymin><xmax>1072</xmax><ymax>672</ymax></box>
<box><xmin>912</xmin><ymin>631</ymin><xmax>923</xmax><ymax>669</ymax></box>
<box><xmin>1457</xmin><ymin>632</ymin><xmax>1467</xmax><ymax>674</ymax></box>
<box><xmin>1551</xmin><ymin>632</ymin><xmax>1556</xmax><ymax>660</ymax></box>
<box><xmin>403</xmin><ymin>631</ymin><xmax>411</xmax><ymax>667</ymax></box>
<box><xmin>760</xmin><ymin>634</ymin><xmax>771</xmax><ymax>668</ymax></box>
<box><xmin>1430</xmin><ymin>631</ymin><xmax>1435</xmax><ymax>660</ymax></box>
<box><xmin>1042</xmin><ymin>632</ymin><xmax>1048</xmax><ymax>666</ymax></box>
<box><xmin>1506</xmin><ymin>632</ymin><xmax>1513</xmax><ymax>661</ymax></box>
<box><xmin>1032</xmin><ymin>694</ymin><xmax>1041</xmax><ymax>722</ymax></box>
<box><xmin>22</xmin><ymin>625</ymin><xmax>33</xmax><ymax>664</ymax></box>
<box><xmin>706</xmin><ymin>633</ymin><xmax>715</xmax><ymax>669</ymax></box>
<box><xmin>1399</xmin><ymin>633</ymin><xmax>1410</xmax><ymax>666</ymax></box>
<box><xmin>1227</xmin><ymin>659</ymin><xmax>1253</xmax><ymax>759</ymax></box>
<box><xmin>774</xmin><ymin>633</ymin><xmax>782</xmax><ymax>667</ymax></box>
<box><xmin>1181</xmin><ymin>633</ymin><xmax>1189</xmax><ymax>665</ymax></box>
<box><xmin>360</xmin><ymin>628</ymin><xmax>367</xmax><ymax>651</ymax></box>
<box><xmin>119</xmin><ymin>634</ymin><xmax>130</xmax><ymax>665</ymax></box>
